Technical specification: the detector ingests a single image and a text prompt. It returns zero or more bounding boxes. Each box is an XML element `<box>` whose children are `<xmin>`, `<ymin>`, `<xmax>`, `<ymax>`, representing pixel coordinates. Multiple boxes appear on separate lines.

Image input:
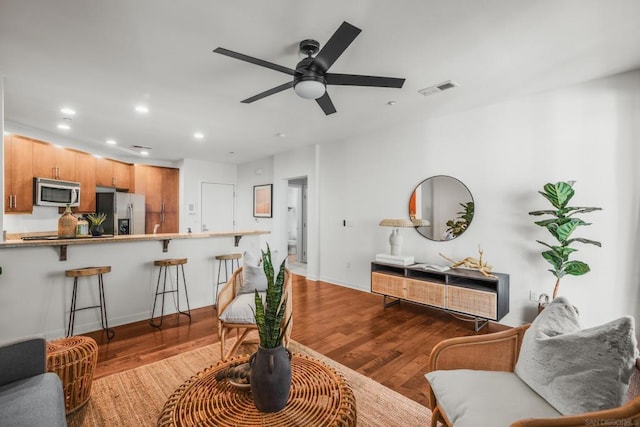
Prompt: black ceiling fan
<box><xmin>213</xmin><ymin>21</ymin><xmax>405</xmax><ymax>115</ymax></box>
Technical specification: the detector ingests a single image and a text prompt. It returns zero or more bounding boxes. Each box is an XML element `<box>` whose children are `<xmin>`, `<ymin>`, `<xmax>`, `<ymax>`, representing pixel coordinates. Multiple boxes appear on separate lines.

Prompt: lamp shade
<box><xmin>294</xmin><ymin>79</ymin><xmax>326</xmax><ymax>99</ymax></box>
<box><xmin>379</xmin><ymin>219</ymin><xmax>415</xmax><ymax>227</ymax></box>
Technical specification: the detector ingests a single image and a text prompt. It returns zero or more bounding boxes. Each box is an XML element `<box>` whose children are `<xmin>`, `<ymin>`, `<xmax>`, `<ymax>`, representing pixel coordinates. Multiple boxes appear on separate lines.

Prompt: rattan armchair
<box><xmin>217</xmin><ymin>267</ymin><xmax>293</xmax><ymax>360</ymax></box>
<box><xmin>427</xmin><ymin>325</ymin><xmax>640</xmax><ymax>427</ymax></box>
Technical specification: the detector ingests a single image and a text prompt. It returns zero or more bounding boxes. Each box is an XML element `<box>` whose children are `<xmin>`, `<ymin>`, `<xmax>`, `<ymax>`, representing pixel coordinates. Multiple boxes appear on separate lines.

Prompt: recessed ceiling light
<box><xmin>135</xmin><ymin>105</ymin><xmax>149</xmax><ymax>114</ymax></box>
<box><xmin>140</xmin><ymin>151</ymin><xmax>149</xmax><ymax>156</ymax></box>
<box><xmin>57</xmin><ymin>124</ymin><xmax>71</xmax><ymax>130</ymax></box>
<box><xmin>276</xmin><ymin>132</ymin><xmax>286</xmax><ymax>138</ymax></box>
<box><xmin>106</xmin><ymin>139</ymin><xmax>117</xmax><ymax>145</ymax></box>
<box><xmin>193</xmin><ymin>132</ymin><xmax>204</xmax><ymax>139</ymax></box>
<box><xmin>228</xmin><ymin>151</ymin><xmax>235</xmax><ymax>155</ymax></box>
<box><xmin>387</xmin><ymin>101</ymin><xmax>397</xmax><ymax>106</ymax></box>
<box><xmin>60</xmin><ymin>107</ymin><xmax>76</xmax><ymax>116</ymax></box>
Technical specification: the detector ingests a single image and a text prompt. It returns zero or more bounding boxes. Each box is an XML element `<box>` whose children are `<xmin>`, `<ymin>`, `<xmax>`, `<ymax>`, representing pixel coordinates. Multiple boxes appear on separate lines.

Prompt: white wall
<box><xmin>317</xmin><ymin>69</ymin><xmax>640</xmax><ymax>328</ymax></box>
<box><xmin>179</xmin><ymin>158</ymin><xmax>237</xmax><ymax>234</ymax></box>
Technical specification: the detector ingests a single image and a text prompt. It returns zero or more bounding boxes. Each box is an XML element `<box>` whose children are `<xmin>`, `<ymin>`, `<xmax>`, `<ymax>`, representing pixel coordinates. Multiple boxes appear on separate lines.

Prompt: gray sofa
<box><xmin>0</xmin><ymin>338</ymin><xmax>67</xmax><ymax>426</ymax></box>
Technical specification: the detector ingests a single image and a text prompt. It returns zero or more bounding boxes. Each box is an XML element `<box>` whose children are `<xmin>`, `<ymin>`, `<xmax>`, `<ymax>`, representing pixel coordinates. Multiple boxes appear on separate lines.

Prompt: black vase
<box><xmin>249</xmin><ymin>346</ymin><xmax>292</xmax><ymax>412</ymax></box>
<box><xmin>91</xmin><ymin>224</ymin><xmax>104</xmax><ymax>236</ymax></box>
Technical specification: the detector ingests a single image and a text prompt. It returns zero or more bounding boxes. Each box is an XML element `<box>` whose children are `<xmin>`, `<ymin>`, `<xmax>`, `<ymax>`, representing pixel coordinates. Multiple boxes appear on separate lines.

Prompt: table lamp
<box><xmin>379</xmin><ymin>218</ymin><xmax>415</xmax><ymax>256</ymax></box>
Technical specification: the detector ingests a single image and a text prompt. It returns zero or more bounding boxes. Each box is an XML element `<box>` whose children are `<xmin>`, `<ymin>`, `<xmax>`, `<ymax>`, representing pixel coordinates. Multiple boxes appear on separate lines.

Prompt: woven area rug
<box><xmin>67</xmin><ymin>340</ymin><xmax>432</xmax><ymax>426</ymax></box>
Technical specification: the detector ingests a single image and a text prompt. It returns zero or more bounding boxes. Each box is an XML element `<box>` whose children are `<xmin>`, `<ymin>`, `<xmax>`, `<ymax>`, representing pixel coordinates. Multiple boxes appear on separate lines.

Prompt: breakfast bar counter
<box><xmin>0</xmin><ymin>230</ymin><xmax>270</xmax><ymax>346</ymax></box>
<box><xmin>0</xmin><ymin>231</ymin><xmax>268</xmax><ymax>261</ymax></box>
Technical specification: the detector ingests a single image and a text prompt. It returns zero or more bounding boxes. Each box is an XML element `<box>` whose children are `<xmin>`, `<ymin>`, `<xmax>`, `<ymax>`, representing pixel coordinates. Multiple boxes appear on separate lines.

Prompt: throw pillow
<box><xmin>243</xmin><ymin>250</ymin><xmax>262</xmax><ymax>267</ymax></box>
<box><xmin>515</xmin><ymin>297</ymin><xmax>638</xmax><ymax>415</ymax></box>
<box><xmin>238</xmin><ymin>263</ymin><xmax>268</xmax><ymax>295</ymax></box>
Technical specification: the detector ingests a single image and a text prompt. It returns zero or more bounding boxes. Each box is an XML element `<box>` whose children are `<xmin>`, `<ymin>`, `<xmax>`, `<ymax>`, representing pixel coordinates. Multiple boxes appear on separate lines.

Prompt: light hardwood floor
<box><xmin>84</xmin><ymin>274</ymin><xmax>508</xmax><ymax>406</ymax></box>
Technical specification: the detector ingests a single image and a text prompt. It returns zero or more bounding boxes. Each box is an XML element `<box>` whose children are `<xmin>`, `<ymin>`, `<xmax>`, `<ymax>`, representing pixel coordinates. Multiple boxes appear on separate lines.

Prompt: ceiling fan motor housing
<box><xmin>294</xmin><ymin>56</ymin><xmax>327</xmax><ymax>98</ymax></box>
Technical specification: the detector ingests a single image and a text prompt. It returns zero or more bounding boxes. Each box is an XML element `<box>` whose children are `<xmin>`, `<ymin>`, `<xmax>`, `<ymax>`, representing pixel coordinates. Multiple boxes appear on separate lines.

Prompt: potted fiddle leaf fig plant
<box><xmin>529</xmin><ymin>181</ymin><xmax>601</xmax><ymax>299</ymax></box>
<box><xmin>250</xmin><ymin>245</ymin><xmax>292</xmax><ymax>412</ymax></box>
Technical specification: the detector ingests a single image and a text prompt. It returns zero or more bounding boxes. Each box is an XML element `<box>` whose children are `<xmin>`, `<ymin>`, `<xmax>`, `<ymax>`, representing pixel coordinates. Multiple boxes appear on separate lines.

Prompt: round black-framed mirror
<box><xmin>409</xmin><ymin>175</ymin><xmax>474</xmax><ymax>241</ymax></box>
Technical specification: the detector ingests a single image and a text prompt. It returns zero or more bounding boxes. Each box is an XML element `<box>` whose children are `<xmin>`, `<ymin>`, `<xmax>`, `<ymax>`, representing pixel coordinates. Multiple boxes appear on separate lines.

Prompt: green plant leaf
<box><xmin>566</xmin><ymin>237</ymin><xmax>602</xmax><ymax>247</ymax></box>
<box><xmin>564</xmin><ymin>260</ymin><xmax>590</xmax><ymax>276</ymax></box>
<box><xmin>529</xmin><ymin>209</ymin><xmax>562</xmax><ymax>217</ymax></box>
<box><xmin>565</xmin><ymin>207</ymin><xmax>603</xmax><ymax>216</ymax></box>
<box><xmin>540</xmin><ymin>182</ymin><xmax>574</xmax><ymax>209</ymax></box>
<box><xmin>554</xmin><ymin>218</ymin><xmax>587</xmax><ymax>242</ymax></box>
<box><xmin>541</xmin><ymin>250</ymin><xmax>564</xmax><ymax>270</ymax></box>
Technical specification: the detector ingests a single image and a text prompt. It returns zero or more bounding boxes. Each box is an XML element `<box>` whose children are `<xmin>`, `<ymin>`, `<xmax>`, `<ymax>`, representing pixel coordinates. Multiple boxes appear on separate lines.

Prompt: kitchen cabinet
<box><xmin>371</xmin><ymin>261</ymin><xmax>509</xmax><ymax>331</ymax></box>
<box><xmin>134</xmin><ymin>165</ymin><xmax>179</xmax><ymax>233</ymax></box>
<box><xmin>96</xmin><ymin>158</ymin><xmax>131</xmax><ymax>190</ymax></box>
<box><xmin>32</xmin><ymin>140</ymin><xmax>77</xmax><ymax>181</ymax></box>
<box><xmin>74</xmin><ymin>151</ymin><xmax>97</xmax><ymax>213</ymax></box>
<box><xmin>4</xmin><ymin>135</ymin><xmax>34</xmax><ymax>213</ymax></box>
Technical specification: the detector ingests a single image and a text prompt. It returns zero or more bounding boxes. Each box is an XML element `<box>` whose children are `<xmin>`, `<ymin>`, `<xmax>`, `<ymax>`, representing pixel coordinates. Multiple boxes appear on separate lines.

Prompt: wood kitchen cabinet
<box><xmin>134</xmin><ymin>165</ymin><xmax>179</xmax><ymax>233</ymax></box>
<box><xmin>4</xmin><ymin>135</ymin><xmax>34</xmax><ymax>213</ymax></box>
<box><xmin>74</xmin><ymin>151</ymin><xmax>97</xmax><ymax>213</ymax></box>
<box><xmin>96</xmin><ymin>158</ymin><xmax>131</xmax><ymax>190</ymax></box>
<box><xmin>32</xmin><ymin>140</ymin><xmax>77</xmax><ymax>181</ymax></box>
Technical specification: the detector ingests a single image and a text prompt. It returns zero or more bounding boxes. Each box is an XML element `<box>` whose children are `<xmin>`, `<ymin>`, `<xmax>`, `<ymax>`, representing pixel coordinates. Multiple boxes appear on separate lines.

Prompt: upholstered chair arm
<box><xmin>511</xmin><ymin>395</ymin><xmax>640</xmax><ymax>426</ymax></box>
<box><xmin>426</xmin><ymin>325</ymin><xmax>529</xmax><ymax>409</ymax></box>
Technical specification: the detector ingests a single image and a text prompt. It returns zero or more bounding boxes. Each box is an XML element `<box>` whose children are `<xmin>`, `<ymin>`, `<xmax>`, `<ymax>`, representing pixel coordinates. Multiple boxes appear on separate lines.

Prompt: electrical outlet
<box><xmin>529</xmin><ymin>290</ymin><xmax>539</xmax><ymax>302</ymax></box>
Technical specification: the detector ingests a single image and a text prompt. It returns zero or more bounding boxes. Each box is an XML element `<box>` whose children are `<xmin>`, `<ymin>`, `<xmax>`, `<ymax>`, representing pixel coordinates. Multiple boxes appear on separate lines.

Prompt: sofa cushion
<box><xmin>515</xmin><ymin>297</ymin><xmax>638</xmax><ymax>415</ymax></box>
<box><xmin>425</xmin><ymin>369</ymin><xmax>561</xmax><ymax>427</ymax></box>
<box><xmin>0</xmin><ymin>373</ymin><xmax>67</xmax><ymax>427</ymax></box>
<box><xmin>219</xmin><ymin>292</ymin><xmax>266</xmax><ymax>324</ymax></box>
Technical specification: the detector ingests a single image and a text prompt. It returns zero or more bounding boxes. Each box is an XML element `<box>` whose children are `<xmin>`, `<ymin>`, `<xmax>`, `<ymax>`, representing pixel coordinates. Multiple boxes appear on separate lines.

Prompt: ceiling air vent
<box><xmin>418</xmin><ymin>80</ymin><xmax>459</xmax><ymax>97</ymax></box>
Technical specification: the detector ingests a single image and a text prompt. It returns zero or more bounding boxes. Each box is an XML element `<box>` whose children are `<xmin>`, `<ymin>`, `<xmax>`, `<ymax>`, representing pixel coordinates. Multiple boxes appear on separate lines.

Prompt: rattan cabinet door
<box><xmin>371</xmin><ymin>272</ymin><xmax>405</xmax><ymax>299</ymax></box>
<box><xmin>447</xmin><ymin>287</ymin><xmax>497</xmax><ymax>319</ymax></box>
<box><xmin>405</xmin><ymin>278</ymin><xmax>445</xmax><ymax>308</ymax></box>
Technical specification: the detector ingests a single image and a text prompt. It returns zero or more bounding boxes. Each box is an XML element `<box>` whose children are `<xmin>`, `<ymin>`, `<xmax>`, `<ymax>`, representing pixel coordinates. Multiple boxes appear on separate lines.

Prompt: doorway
<box><xmin>201</xmin><ymin>182</ymin><xmax>235</xmax><ymax>232</ymax></box>
<box><xmin>287</xmin><ymin>177</ymin><xmax>307</xmax><ymax>275</ymax></box>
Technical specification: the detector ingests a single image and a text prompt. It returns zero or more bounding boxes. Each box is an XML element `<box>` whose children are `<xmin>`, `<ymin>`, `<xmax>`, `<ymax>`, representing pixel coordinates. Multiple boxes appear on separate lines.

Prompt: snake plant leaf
<box><xmin>254</xmin><ymin>244</ymin><xmax>289</xmax><ymax>348</ymax></box>
<box><xmin>564</xmin><ymin>260</ymin><xmax>590</xmax><ymax>276</ymax></box>
<box><xmin>540</xmin><ymin>182</ymin><xmax>575</xmax><ymax>209</ymax></box>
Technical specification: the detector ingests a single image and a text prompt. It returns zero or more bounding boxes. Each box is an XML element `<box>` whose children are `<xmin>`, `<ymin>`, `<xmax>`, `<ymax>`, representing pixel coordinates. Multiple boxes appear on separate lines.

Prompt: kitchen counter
<box><xmin>0</xmin><ymin>230</ymin><xmax>269</xmax><ymax>345</ymax></box>
<box><xmin>0</xmin><ymin>231</ymin><xmax>269</xmax><ymax>261</ymax></box>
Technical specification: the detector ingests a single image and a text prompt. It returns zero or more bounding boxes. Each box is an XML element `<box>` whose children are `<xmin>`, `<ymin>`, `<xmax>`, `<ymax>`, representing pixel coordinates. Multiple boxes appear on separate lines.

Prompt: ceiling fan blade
<box><xmin>310</xmin><ymin>22</ymin><xmax>361</xmax><ymax>73</ymax></box>
<box><xmin>326</xmin><ymin>73</ymin><xmax>405</xmax><ymax>88</ymax></box>
<box><xmin>241</xmin><ymin>81</ymin><xmax>294</xmax><ymax>103</ymax></box>
<box><xmin>214</xmin><ymin>47</ymin><xmax>296</xmax><ymax>76</ymax></box>
<box><xmin>315</xmin><ymin>92</ymin><xmax>337</xmax><ymax>115</ymax></box>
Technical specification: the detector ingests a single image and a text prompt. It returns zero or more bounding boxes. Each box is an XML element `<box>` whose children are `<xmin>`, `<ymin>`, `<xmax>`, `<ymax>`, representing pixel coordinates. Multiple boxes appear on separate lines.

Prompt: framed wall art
<box><xmin>253</xmin><ymin>184</ymin><xmax>273</xmax><ymax>218</ymax></box>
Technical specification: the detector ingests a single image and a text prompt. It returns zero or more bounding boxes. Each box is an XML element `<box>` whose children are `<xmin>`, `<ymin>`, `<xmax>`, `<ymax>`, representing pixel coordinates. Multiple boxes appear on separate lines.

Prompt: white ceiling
<box><xmin>1</xmin><ymin>0</ymin><xmax>639</xmax><ymax>164</ymax></box>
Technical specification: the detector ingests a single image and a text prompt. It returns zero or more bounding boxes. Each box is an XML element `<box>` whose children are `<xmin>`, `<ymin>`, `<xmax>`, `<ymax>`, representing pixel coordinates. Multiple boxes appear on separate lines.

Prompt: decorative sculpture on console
<box><xmin>439</xmin><ymin>245</ymin><xmax>497</xmax><ymax>278</ymax></box>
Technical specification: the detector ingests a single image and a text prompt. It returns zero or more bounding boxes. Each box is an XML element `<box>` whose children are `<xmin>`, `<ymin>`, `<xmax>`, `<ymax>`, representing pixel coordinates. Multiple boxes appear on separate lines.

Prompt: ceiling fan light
<box><xmin>294</xmin><ymin>80</ymin><xmax>326</xmax><ymax>100</ymax></box>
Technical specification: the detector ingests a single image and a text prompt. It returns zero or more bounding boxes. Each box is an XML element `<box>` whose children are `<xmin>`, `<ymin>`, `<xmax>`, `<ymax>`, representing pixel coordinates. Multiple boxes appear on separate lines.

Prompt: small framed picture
<box><xmin>253</xmin><ymin>184</ymin><xmax>273</xmax><ymax>218</ymax></box>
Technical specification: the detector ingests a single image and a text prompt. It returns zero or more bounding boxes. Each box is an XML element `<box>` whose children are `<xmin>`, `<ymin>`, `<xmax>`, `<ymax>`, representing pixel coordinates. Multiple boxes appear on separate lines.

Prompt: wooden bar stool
<box><xmin>214</xmin><ymin>253</ymin><xmax>242</xmax><ymax>307</ymax></box>
<box><xmin>150</xmin><ymin>258</ymin><xmax>191</xmax><ymax>328</ymax></box>
<box><xmin>65</xmin><ymin>266</ymin><xmax>114</xmax><ymax>341</ymax></box>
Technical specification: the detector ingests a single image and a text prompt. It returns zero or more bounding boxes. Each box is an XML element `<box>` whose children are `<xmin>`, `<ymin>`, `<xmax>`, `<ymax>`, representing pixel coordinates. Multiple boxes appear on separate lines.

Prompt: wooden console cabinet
<box><xmin>371</xmin><ymin>262</ymin><xmax>509</xmax><ymax>330</ymax></box>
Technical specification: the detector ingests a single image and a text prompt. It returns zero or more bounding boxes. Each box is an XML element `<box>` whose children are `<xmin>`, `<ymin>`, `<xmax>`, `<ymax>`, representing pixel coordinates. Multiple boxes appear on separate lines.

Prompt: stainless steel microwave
<box><xmin>34</xmin><ymin>177</ymin><xmax>81</xmax><ymax>207</ymax></box>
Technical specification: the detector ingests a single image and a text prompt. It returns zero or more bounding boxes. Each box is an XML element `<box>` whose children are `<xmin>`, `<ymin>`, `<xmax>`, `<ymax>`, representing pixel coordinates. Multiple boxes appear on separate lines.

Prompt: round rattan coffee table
<box><xmin>158</xmin><ymin>353</ymin><xmax>357</xmax><ymax>426</ymax></box>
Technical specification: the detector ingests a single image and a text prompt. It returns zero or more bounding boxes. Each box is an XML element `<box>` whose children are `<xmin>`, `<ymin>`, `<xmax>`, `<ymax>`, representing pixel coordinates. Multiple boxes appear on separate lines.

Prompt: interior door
<box><xmin>201</xmin><ymin>182</ymin><xmax>235</xmax><ymax>232</ymax></box>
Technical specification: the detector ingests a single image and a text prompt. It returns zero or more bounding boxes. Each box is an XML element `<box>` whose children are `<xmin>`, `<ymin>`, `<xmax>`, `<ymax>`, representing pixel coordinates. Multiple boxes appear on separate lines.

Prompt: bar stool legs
<box><xmin>65</xmin><ymin>266</ymin><xmax>114</xmax><ymax>341</ymax></box>
<box><xmin>214</xmin><ymin>253</ymin><xmax>242</xmax><ymax>307</ymax></box>
<box><xmin>150</xmin><ymin>258</ymin><xmax>191</xmax><ymax>328</ymax></box>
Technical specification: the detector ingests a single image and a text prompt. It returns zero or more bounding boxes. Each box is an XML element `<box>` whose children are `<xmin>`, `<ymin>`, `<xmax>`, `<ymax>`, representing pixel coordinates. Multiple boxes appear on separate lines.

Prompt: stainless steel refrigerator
<box><xmin>95</xmin><ymin>192</ymin><xmax>146</xmax><ymax>235</ymax></box>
